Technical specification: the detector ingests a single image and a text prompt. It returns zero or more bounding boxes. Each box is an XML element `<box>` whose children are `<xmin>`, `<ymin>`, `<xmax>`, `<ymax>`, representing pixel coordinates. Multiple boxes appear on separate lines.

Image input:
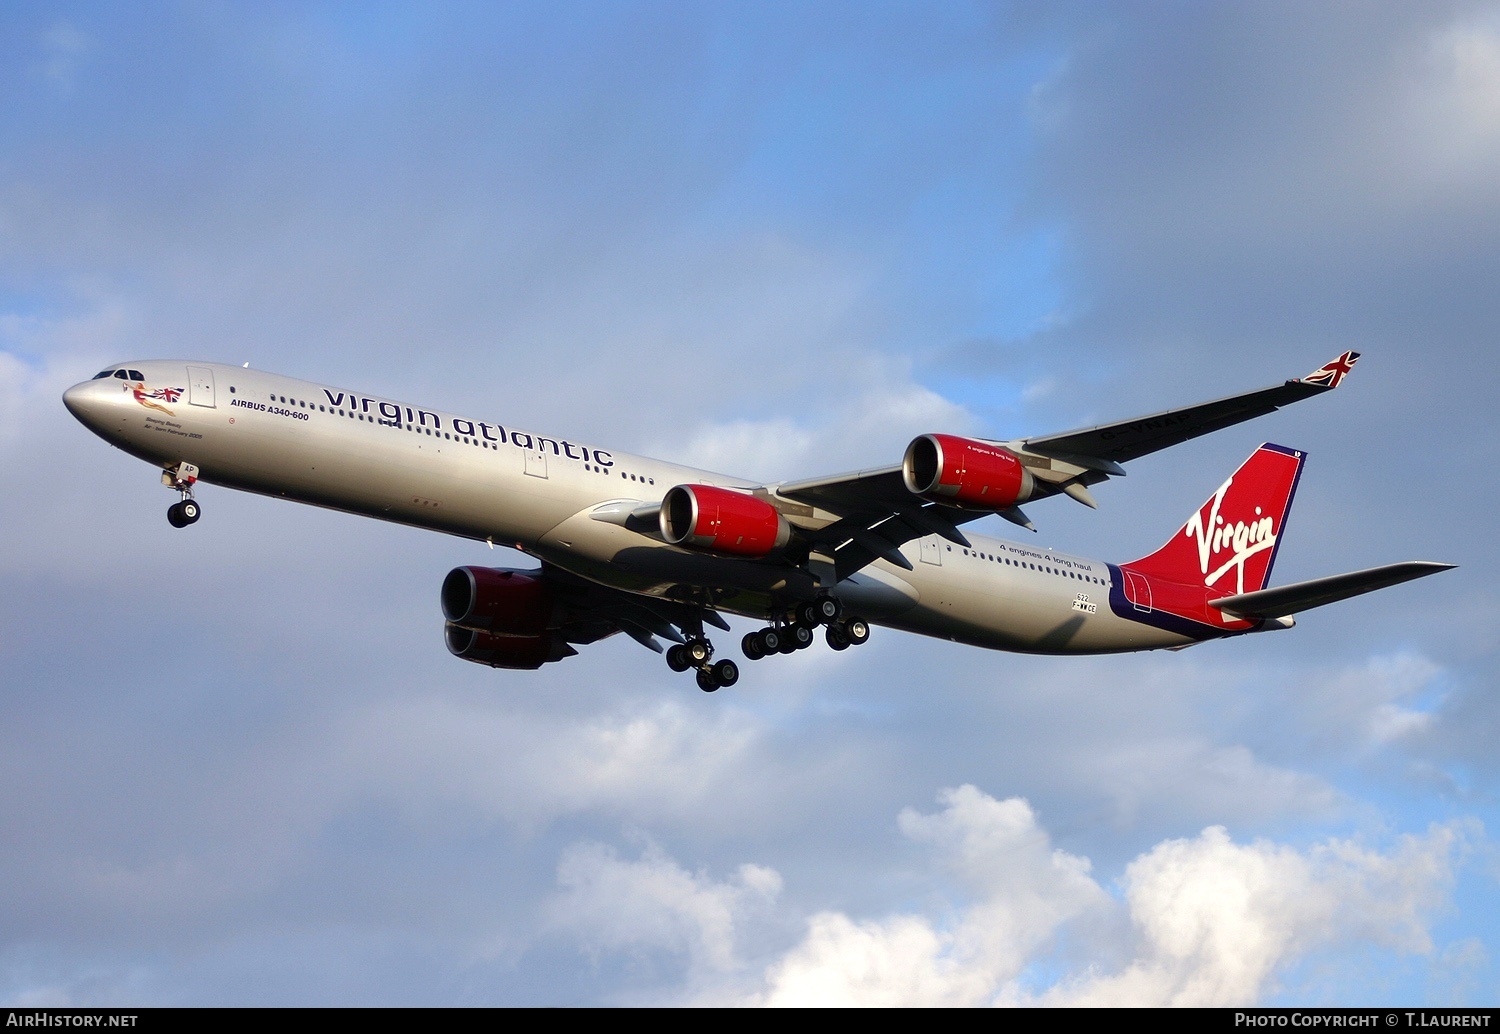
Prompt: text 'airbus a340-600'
<box><xmin>64</xmin><ymin>351</ymin><xmax>1452</xmax><ymax>691</ymax></box>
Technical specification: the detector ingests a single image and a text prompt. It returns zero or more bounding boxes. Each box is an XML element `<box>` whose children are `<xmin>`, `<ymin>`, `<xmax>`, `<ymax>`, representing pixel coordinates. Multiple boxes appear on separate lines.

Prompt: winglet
<box><xmin>1300</xmin><ymin>351</ymin><xmax>1360</xmax><ymax>389</ymax></box>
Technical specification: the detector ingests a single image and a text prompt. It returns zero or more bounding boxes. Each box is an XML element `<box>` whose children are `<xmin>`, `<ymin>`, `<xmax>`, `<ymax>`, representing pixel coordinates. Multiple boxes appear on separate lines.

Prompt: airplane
<box><xmin>62</xmin><ymin>352</ymin><xmax>1452</xmax><ymax>692</ymax></box>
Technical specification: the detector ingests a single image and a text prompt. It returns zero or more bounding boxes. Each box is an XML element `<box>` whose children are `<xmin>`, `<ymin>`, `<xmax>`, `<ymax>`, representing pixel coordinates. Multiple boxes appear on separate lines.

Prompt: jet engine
<box><xmin>444</xmin><ymin>625</ymin><xmax>573</xmax><ymax>669</ymax></box>
<box><xmin>903</xmin><ymin>434</ymin><xmax>1035</xmax><ymax>510</ymax></box>
<box><xmin>442</xmin><ymin>567</ymin><xmax>575</xmax><ymax>669</ymax></box>
<box><xmin>441</xmin><ymin>566</ymin><xmax>552</xmax><ymax>634</ymax></box>
<box><xmin>659</xmin><ymin>484</ymin><xmax>791</xmax><ymax>558</ymax></box>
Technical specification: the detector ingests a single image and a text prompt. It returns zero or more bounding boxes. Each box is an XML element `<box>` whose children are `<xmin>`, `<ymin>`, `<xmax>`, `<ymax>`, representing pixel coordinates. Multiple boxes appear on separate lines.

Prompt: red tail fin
<box><xmin>1126</xmin><ymin>443</ymin><xmax>1305</xmax><ymax>595</ymax></box>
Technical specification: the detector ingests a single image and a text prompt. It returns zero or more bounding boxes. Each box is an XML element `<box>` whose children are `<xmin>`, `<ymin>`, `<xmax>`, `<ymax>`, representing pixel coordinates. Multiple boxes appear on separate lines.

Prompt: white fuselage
<box><xmin>64</xmin><ymin>361</ymin><xmax>1198</xmax><ymax>655</ymax></box>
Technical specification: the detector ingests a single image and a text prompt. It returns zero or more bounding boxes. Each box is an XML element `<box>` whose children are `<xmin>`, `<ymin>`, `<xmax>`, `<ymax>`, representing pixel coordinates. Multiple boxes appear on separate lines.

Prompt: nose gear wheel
<box><xmin>162</xmin><ymin>463</ymin><xmax>202</xmax><ymax>528</ymax></box>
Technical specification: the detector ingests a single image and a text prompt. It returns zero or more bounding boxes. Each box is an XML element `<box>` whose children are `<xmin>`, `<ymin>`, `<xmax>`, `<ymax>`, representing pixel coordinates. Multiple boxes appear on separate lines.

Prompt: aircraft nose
<box><xmin>62</xmin><ymin>379</ymin><xmax>109</xmax><ymax>425</ymax></box>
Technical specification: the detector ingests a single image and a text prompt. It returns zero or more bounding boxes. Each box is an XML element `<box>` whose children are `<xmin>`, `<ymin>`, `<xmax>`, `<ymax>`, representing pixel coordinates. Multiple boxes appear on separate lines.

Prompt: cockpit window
<box><xmin>93</xmin><ymin>370</ymin><xmax>115</xmax><ymax>379</ymax></box>
<box><xmin>113</xmin><ymin>370</ymin><xmax>128</xmax><ymax>379</ymax></box>
<box><xmin>127</xmin><ymin>370</ymin><xmax>144</xmax><ymax>380</ymax></box>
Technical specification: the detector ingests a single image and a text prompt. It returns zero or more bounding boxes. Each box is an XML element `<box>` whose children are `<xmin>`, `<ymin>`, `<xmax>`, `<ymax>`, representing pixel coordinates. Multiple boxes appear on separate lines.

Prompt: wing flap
<box><xmin>776</xmin><ymin>465</ymin><xmax>908</xmax><ymax>510</ymax></box>
<box><xmin>1209</xmin><ymin>561</ymin><xmax>1454</xmax><ymax>620</ymax></box>
<box><xmin>537</xmin><ymin>563</ymin><xmax>729</xmax><ymax>653</ymax></box>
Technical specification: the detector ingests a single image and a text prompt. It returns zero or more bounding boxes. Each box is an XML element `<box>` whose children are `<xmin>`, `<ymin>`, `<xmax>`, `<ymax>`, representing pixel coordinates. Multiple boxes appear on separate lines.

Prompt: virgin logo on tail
<box><xmin>1125</xmin><ymin>444</ymin><xmax>1304</xmax><ymax>597</ymax></box>
<box><xmin>1184</xmin><ymin>478</ymin><xmax>1279</xmax><ymax>593</ymax></box>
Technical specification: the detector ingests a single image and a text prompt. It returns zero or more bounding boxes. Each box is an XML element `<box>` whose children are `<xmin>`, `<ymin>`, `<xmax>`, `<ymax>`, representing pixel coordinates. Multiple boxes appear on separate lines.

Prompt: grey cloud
<box><xmin>2</xmin><ymin>1</ymin><xmax>1494</xmax><ymax>1006</ymax></box>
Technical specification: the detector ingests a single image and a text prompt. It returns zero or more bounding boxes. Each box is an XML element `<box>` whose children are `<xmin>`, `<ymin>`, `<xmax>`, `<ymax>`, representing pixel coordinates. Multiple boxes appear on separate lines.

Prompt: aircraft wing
<box><xmin>1017</xmin><ymin>351</ymin><xmax>1361</xmax><ymax>467</ymax></box>
<box><xmin>1208</xmin><ymin>561</ymin><xmax>1455</xmax><ymax>620</ymax></box>
<box><xmin>769</xmin><ymin>353</ymin><xmax>1362</xmax><ymax>580</ymax></box>
<box><xmin>541</xmin><ymin>563</ymin><xmax>729</xmax><ymax>653</ymax></box>
<box><xmin>776</xmin><ymin>468</ymin><xmax>993</xmax><ymax>580</ymax></box>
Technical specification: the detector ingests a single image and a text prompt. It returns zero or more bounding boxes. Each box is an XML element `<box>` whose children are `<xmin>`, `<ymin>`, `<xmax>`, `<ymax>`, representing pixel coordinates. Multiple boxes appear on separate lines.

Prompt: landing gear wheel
<box><xmin>180</xmin><ymin>499</ymin><xmax>201</xmax><ymax>524</ymax></box>
<box><xmin>790</xmin><ymin>624</ymin><xmax>814</xmax><ymax>650</ymax></box>
<box><xmin>685</xmin><ymin>640</ymin><xmax>712</xmax><ymax>665</ymax></box>
<box><xmin>845</xmin><ymin>618</ymin><xmax>870</xmax><ymax>646</ymax></box>
<box><xmin>814</xmin><ymin>595</ymin><xmax>843</xmax><ymax>623</ymax></box>
<box><xmin>167</xmin><ymin>502</ymin><xmax>187</xmax><ymax>528</ymax></box>
<box><xmin>826</xmin><ymin>625</ymin><xmax>851</xmax><ymax>651</ymax></box>
<box><xmin>696</xmin><ymin>669</ymin><xmax>719</xmax><ymax>692</ymax></box>
<box><xmin>667</xmin><ymin>645</ymin><xmax>692</xmax><ymax>672</ymax></box>
<box><xmin>744</xmin><ymin>624</ymin><xmax>780</xmax><ymax>648</ymax></box>
<box><xmin>795</xmin><ymin>601</ymin><xmax>820</xmax><ymax>627</ymax></box>
<box><xmin>711</xmin><ymin>659</ymin><xmax>739</xmax><ymax>688</ymax></box>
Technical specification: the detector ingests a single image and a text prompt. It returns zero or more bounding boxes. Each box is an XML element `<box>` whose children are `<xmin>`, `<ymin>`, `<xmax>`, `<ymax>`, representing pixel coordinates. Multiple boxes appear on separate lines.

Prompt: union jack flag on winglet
<box><xmin>1301</xmin><ymin>351</ymin><xmax>1360</xmax><ymax>388</ymax></box>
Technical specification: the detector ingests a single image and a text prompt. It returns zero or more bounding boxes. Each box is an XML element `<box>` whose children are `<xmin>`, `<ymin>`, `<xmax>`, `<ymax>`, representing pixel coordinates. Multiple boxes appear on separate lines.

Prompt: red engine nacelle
<box><xmin>441</xmin><ymin>566</ymin><xmax>552</xmax><ymax>634</ymax></box>
<box><xmin>659</xmin><ymin>484</ymin><xmax>791</xmax><ymax>558</ymax></box>
<box><xmin>902</xmin><ymin>434</ymin><xmax>1035</xmax><ymax>510</ymax></box>
<box><xmin>445</xmin><ymin>625</ymin><xmax>573</xmax><ymax>669</ymax></box>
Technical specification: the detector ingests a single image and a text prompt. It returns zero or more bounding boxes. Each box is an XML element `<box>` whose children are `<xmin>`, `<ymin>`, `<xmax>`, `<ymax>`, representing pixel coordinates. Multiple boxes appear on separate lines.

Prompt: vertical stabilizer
<box><xmin>1125</xmin><ymin>443</ymin><xmax>1305</xmax><ymax>595</ymax></box>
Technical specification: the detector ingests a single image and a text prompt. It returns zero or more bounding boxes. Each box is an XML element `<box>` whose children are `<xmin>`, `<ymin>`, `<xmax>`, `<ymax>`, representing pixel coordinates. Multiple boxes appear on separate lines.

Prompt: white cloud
<box><xmin>1077</xmin><ymin>739</ymin><xmax>1342</xmax><ymax>831</ymax></box>
<box><xmin>656</xmin><ymin>358</ymin><xmax>973</xmax><ymax>483</ymax></box>
<box><xmin>551</xmin><ymin>786</ymin><xmax>1470</xmax><ymax>1007</ymax></box>
<box><xmin>665</xmin><ymin>417</ymin><xmax>815</xmax><ymax>483</ymax></box>
<box><xmin>548</xmin><ymin>839</ymin><xmax>780</xmax><ymax>975</ymax></box>
<box><xmin>756</xmin><ymin>787</ymin><xmax>1105</xmax><ymax>1006</ymax></box>
<box><xmin>1406</xmin><ymin>16</ymin><xmax>1500</xmax><ymax>192</ymax></box>
<box><xmin>319</xmin><ymin>690</ymin><xmax>858</xmax><ymax>834</ymax></box>
<box><xmin>1267</xmin><ymin>652</ymin><xmax>1449</xmax><ymax>755</ymax></box>
<box><xmin>331</xmin><ymin>694</ymin><xmax>789</xmax><ymax>831</ymax></box>
<box><xmin>0</xmin><ymin>300</ymin><xmax>133</xmax><ymax>445</ymax></box>
<box><xmin>1038</xmin><ymin>821</ymin><xmax>1466</xmax><ymax>1006</ymax></box>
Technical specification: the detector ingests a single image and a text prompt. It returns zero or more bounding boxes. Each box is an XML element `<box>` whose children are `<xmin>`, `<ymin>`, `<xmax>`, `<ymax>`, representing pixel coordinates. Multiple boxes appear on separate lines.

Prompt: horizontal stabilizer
<box><xmin>1209</xmin><ymin>561</ymin><xmax>1455</xmax><ymax>619</ymax></box>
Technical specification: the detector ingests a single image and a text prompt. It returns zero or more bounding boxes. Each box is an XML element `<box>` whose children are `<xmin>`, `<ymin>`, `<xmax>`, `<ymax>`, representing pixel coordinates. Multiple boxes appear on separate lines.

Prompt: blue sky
<box><xmin>2</xmin><ymin>1</ymin><xmax>1496</xmax><ymax>1006</ymax></box>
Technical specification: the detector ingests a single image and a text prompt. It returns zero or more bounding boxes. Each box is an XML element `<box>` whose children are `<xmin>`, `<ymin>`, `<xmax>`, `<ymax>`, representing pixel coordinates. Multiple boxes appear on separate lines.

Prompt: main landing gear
<box><xmin>665</xmin><ymin>638</ymin><xmax>739</xmax><ymax>693</ymax></box>
<box><xmin>823</xmin><ymin>617</ymin><xmax>870</xmax><ymax>651</ymax></box>
<box><xmin>162</xmin><ymin>462</ymin><xmax>202</xmax><ymax>528</ymax></box>
<box><xmin>742</xmin><ymin>595</ymin><xmax>870</xmax><ymax>661</ymax></box>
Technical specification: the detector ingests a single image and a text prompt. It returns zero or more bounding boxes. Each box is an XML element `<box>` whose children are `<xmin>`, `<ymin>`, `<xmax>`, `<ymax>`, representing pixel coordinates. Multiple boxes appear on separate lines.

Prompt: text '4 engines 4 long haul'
<box><xmin>64</xmin><ymin>351</ymin><xmax>1453</xmax><ymax>691</ymax></box>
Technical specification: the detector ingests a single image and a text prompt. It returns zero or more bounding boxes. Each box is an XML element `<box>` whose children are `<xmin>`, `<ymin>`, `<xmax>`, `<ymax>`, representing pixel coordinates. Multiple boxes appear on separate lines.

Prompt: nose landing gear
<box><xmin>162</xmin><ymin>462</ymin><xmax>202</xmax><ymax>528</ymax></box>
